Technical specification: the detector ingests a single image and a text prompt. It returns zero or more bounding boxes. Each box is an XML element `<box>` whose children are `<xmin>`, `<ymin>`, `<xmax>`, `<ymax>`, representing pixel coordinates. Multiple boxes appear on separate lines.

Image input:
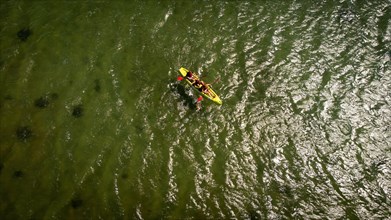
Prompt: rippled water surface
<box><xmin>1</xmin><ymin>0</ymin><xmax>390</xmax><ymax>219</ymax></box>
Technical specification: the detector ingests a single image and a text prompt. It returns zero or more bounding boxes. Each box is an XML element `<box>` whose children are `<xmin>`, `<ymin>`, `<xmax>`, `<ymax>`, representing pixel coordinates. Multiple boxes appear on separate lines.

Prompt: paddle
<box><xmin>210</xmin><ymin>76</ymin><xmax>221</xmax><ymax>85</ymax></box>
<box><xmin>196</xmin><ymin>96</ymin><xmax>202</xmax><ymax>111</ymax></box>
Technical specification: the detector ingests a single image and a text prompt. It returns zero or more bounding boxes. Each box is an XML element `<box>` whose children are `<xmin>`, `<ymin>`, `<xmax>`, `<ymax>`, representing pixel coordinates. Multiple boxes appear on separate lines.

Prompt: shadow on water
<box><xmin>169</xmin><ymin>82</ymin><xmax>197</xmax><ymax>110</ymax></box>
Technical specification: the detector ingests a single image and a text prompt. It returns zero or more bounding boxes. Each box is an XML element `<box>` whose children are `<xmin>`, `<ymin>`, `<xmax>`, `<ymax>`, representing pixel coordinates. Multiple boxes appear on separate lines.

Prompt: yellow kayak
<box><xmin>179</xmin><ymin>67</ymin><xmax>222</xmax><ymax>105</ymax></box>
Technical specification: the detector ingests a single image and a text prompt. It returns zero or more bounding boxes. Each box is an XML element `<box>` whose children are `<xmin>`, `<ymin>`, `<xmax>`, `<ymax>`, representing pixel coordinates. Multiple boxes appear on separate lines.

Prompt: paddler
<box><xmin>177</xmin><ymin>70</ymin><xmax>195</xmax><ymax>82</ymax></box>
<box><xmin>192</xmin><ymin>80</ymin><xmax>203</xmax><ymax>91</ymax></box>
<box><xmin>186</xmin><ymin>70</ymin><xmax>193</xmax><ymax>78</ymax></box>
<box><xmin>184</xmin><ymin>71</ymin><xmax>195</xmax><ymax>82</ymax></box>
<box><xmin>193</xmin><ymin>80</ymin><xmax>214</xmax><ymax>97</ymax></box>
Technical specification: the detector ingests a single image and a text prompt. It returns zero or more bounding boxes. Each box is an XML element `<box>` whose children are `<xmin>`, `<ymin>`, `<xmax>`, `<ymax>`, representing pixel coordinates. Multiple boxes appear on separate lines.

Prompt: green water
<box><xmin>1</xmin><ymin>0</ymin><xmax>390</xmax><ymax>219</ymax></box>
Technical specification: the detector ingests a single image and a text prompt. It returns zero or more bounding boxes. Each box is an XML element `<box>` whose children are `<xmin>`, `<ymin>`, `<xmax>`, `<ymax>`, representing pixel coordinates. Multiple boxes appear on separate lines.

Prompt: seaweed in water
<box><xmin>71</xmin><ymin>198</ymin><xmax>83</xmax><ymax>209</ymax></box>
<box><xmin>16</xmin><ymin>126</ymin><xmax>32</xmax><ymax>142</ymax></box>
<box><xmin>50</xmin><ymin>93</ymin><xmax>59</xmax><ymax>100</ymax></box>
<box><xmin>72</xmin><ymin>105</ymin><xmax>83</xmax><ymax>118</ymax></box>
<box><xmin>34</xmin><ymin>96</ymin><xmax>50</xmax><ymax>108</ymax></box>
<box><xmin>13</xmin><ymin>170</ymin><xmax>24</xmax><ymax>178</ymax></box>
<box><xmin>17</xmin><ymin>28</ymin><xmax>32</xmax><ymax>41</ymax></box>
<box><xmin>248</xmin><ymin>210</ymin><xmax>260</xmax><ymax>220</ymax></box>
<box><xmin>94</xmin><ymin>79</ymin><xmax>101</xmax><ymax>92</ymax></box>
<box><xmin>34</xmin><ymin>93</ymin><xmax>58</xmax><ymax>108</ymax></box>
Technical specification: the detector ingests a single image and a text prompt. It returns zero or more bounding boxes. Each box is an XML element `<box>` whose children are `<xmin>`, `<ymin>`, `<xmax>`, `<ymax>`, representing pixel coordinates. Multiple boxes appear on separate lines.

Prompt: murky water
<box><xmin>1</xmin><ymin>0</ymin><xmax>390</xmax><ymax>219</ymax></box>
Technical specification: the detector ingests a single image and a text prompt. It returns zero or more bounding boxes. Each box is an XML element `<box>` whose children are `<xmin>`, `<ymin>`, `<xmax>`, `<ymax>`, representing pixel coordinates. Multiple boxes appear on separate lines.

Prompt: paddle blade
<box><xmin>197</xmin><ymin>96</ymin><xmax>203</xmax><ymax>102</ymax></box>
<box><xmin>177</xmin><ymin>76</ymin><xmax>183</xmax><ymax>81</ymax></box>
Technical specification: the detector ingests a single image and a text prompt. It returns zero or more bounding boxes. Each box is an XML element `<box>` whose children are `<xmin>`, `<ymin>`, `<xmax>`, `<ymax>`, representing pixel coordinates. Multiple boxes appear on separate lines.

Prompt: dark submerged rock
<box><xmin>16</xmin><ymin>126</ymin><xmax>32</xmax><ymax>141</ymax></box>
<box><xmin>72</xmin><ymin>105</ymin><xmax>83</xmax><ymax>118</ymax></box>
<box><xmin>17</xmin><ymin>28</ymin><xmax>32</xmax><ymax>41</ymax></box>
